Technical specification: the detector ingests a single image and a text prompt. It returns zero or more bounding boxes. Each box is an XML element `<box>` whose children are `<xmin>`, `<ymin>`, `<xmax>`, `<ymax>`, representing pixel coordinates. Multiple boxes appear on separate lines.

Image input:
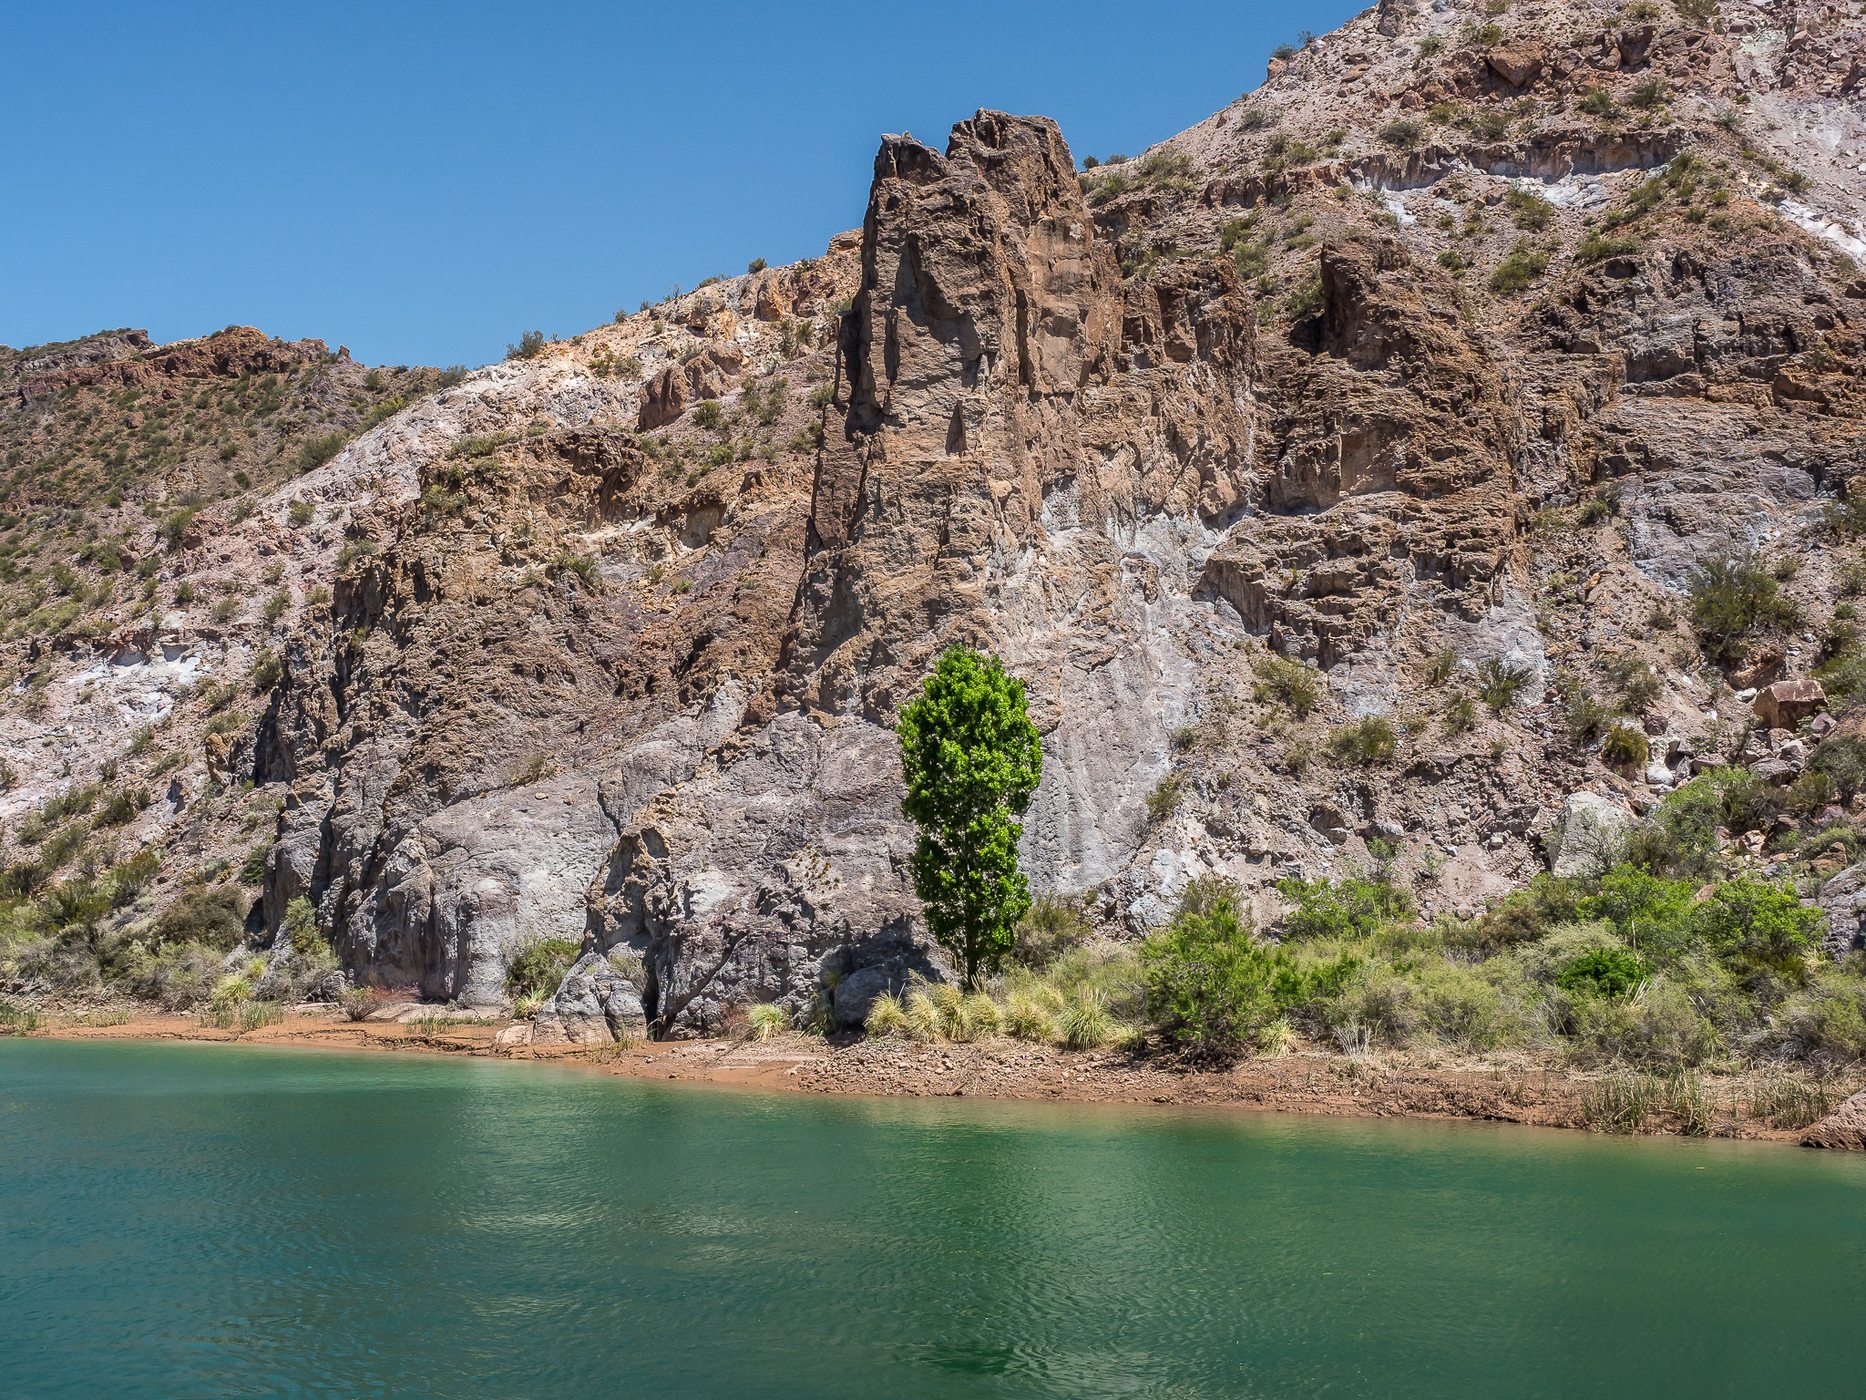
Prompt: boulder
<box><xmin>1802</xmin><ymin>1090</ymin><xmax>1866</xmax><ymax>1150</ymax></box>
<box><xmin>832</xmin><ymin>960</ymin><xmax>908</xmax><ymax>1029</ymax></box>
<box><xmin>1754</xmin><ymin>679</ymin><xmax>1827</xmax><ymax>730</ymax></box>
<box><xmin>1486</xmin><ymin>43</ymin><xmax>1546</xmax><ymax>87</ymax></box>
<box><xmin>1546</xmin><ymin>793</ymin><xmax>1633</xmax><ymax>878</ymax></box>
<box><xmin>530</xmin><ymin>951</ymin><xmax>648</xmax><ymax>1045</ymax></box>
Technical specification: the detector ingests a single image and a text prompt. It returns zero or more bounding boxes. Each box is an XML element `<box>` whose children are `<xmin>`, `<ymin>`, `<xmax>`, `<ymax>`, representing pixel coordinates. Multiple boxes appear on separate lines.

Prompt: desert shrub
<box><xmin>1252</xmin><ymin>655</ymin><xmax>1321</xmax><ymax>716</ymax></box>
<box><xmin>1379</xmin><ymin>118</ymin><xmax>1423</xmax><ymax>149</ymax></box>
<box><xmin>150</xmin><ymin>884</ymin><xmax>246</xmax><ymax>951</ymax></box>
<box><xmin>1776</xmin><ymin>971</ymin><xmax>1866</xmax><ymax>1065</ymax></box>
<box><xmin>287</xmin><ymin>499</ymin><xmax>314</xmax><ymax>527</ymax></box>
<box><xmin>1576</xmin><ymin>866</ymin><xmax>1697</xmax><ymax>961</ymax></box>
<box><xmin>1334</xmin><ymin>958</ymin><xmax>1540</xmax><ymax>1052</ymax></box>
<box><xmin>1465</xmin><ymin>875</ymin><xmax>1585</xmax><ymax>948</ymax></box>
<box><xmin>1504</xmin><ymin>187</ymin><xmax>1552</xmax><ymax>231</ymax></box>
<box><xmin>1687</xmin><ymin>549</ymin><xmax>1794</xmax><ymax>664</ymax></box>
<box><xmin>1475</xmin><ymin>656</ymin><xmax>1530</xmax><ymax>711</ymax></box>
<box><xmin>1601</xmin><ymin>723</ymin><xmax>1650</xmax><ymax>772</ymax></box>
<box><xmin>1569</xmin><ymin>980</ymin><xmax>1719</xmax><ymax>1068</ymax></box>
<box><xmin>1576</xmin><ymin>232</ymin><xmax>1641</xmax><ymax>264</ymax></box>
<box><xmin>504</xmin><ymin>936</ymin><xmax>580</xmax><ymax>1000</ymax></box>
<box><xmin>1555</xmin><ymin>946</ymin><xmax>1649</xmax><ymax>1001</ymax></box>
<box><xmin>1578</xmin><ymin>84</ymin><xmax>1617</xmax><ymax>117</ymax></box>
<box><xmin>1810</xmin><ymin>736</ymin><xmax>1866</xmax><ymax>802</ymax></box>
<box><xmin>1141</xmin><ymin>895</ymin><xmax>1304</xmax><ymax>1057</ymax></box>
<box><xmin>1626</xmin><ymin>769</ymin><xmax>1771</xmax><ymax>881</ymax></box>
<box><xmin>1327</xmin><ymin>716</ymin><xmax>1398</xmax><ymax>765</ymax></box>
<box><xmin>506</xmin><ymin>330</ymin><xmax>546</xmax><ymax>361</ymax></box>
<box><xmin>293</xmin><ymin>432</ymin><xmax>348</xmax><ymax>475</ymax></box>
<box><xmin>1489</xmin><ymin>242</ymin><xmax>1549</xmax><ymax>294</ymax></box>
<box><xmin>118</xmin><ymin>938</ymin><xmax>224</xmax><ymax>1010</ymax></box>
<box><xmin>1145</xmin><ymin>771</ymin><xmax>1181</xmax><ymax>823</ymax></box>
<box><xmin>1278</xmin><ymin>876</ymin><xmax>1413</xmax><ymax>942</ymax></box>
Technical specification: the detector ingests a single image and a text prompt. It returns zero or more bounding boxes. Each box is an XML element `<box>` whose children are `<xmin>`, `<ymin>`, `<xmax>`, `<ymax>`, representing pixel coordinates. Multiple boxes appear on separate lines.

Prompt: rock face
<box><xmin>10</xmin><ymin>0</ymin><xmax>1866</xmax><ymax>1037</ymax></box>
<box><xmin>1801</xmin><ymin>1090</ymin><xmax>1866</xmax><ymax>1150</ymax></box>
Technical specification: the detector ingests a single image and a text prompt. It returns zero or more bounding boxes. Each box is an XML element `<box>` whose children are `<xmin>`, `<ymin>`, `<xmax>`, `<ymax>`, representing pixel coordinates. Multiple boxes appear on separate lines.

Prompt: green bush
<box><xmin>1568</xmin><ymin>981</ymin><xmax>1718</xmax><ymax>1068</ymax></box>
<box><xmin>1013</xmin><ymin>894</ymin><xmax>1095</xmax><ymax>970</ymax></box>
<box><xmin>1601</xmin><ymin>723</ymin><xmax>1649</xmax><ymax>772</ymax></box>
<box><xmin>1252</xmin><ymin>655</ymin><xmax>1321</xmax><ymax>716</ymax></box>
<box><xmin>1689</xmin><ymin>878</ymin><xmax>1823</xmax><ymax>975</ymax></box>
<box><xmin>505</xmin><ymin>936</ymin><xmax>581</xmax><ymax>1000</ymax></box>
<box><xmin>506</xmin><ymin>330</ymin><xmax>547</xmax><ymax>361</ymax></box>
<box><xmin>1475</xmin><ymin>656</ymin><xmax>1530</xmax><ymax>711</ymax></box>
<box><xmin>1688</xmin><ymin>550</ymin><xmax>1794</xmax><ymax>664</ymax></box>
<box><xmin>1327</xmin><ymin>716</ymin><xmax>1398</xmax><ymax>765</ymax></box>
<box><xmin>1488</xmin><ymin>242</ymin><xmax>1549</xmax><ymax>294</ymax></box>
<box><xmin>1556</xmin><ymin>947</ymin><xmax>1649</xmax><ymax>1001</ymax></box>
<box><xmin>1278</xmin><ymin>876</ymin><xmax>1413</xmax><ymax>942</ymax></box>
<box><xmin>1576</xmin><ymin>866</ymin><xmax>1696</xmax><ymax>960</ymax></box>
<box><xmin>1379</xmin><ymin>118</ymin><xmax>1423</xmax><ymax>149</ymax></box>
<box><xmin>1141</xmin><ymin>895</ymin><xmax>1304</xmax><ymax>1056</ymax></box>
<box><xmin>151</xmin><ymin>884</ymin><xmax>247</xmax><ymax>951</ymax></box>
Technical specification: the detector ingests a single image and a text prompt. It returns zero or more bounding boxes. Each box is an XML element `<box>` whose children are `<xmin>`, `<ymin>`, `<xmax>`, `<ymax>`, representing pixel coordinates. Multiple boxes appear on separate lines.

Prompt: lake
<box><xmin>1</xmin><ymin>1039</ymin><xmax>1863</xmax><ymax>1397</ymax></box>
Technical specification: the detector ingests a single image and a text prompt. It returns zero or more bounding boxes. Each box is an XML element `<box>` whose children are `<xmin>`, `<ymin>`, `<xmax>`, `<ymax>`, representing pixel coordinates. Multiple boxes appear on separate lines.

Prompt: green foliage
<box><xmin>1327</xmin><ymin>716</ymin><xmax>1398</xmax><ymax>765</ymax></box>
<box><xmin>1475</xmin><ymin>656</ymin><xmax>1530</xmax><ymax>712</ymax></box>
<box><xmin>1577</xmin><ymin>232</ymin><xmax>1641</xmax><ymax>264</ymax></box>
<box><xmin>1014</xmin><ymin>893</ymin><xmax>1095</xmax><ymax>970</ymax></box>
<box><xmin>1578</xmin><ymin>84</ymin><xmax>1618</xmax><ymax>117</ymax></box>
<box><xmin>151</xmin><ymin>884</ymin><xmax>246</xmax><ymax>951</ymax></box>
<box><xmin>1576</xmin><ymin>866</ymin><xmax>1697</xmax><ymax>960</ymax></box>
<box><xmin>1379</xmin><ymin>118</ymin><xmax>1423</xmax><ymax>149</ymax></box>
<box><xmin>1690</xmin><ymin>878</ymin><xmax>1823</xmax><ymax>975</ymax></box>
<box><xmin>1689</xmin><ymin>550</ymin><xmax>1795</xmax><ymax>664</ymax></box>
<box><xmin>1556</xmin><ymin>947</ymin><xmax>1649</xmax><ymax>1001</ymax></box>
<box><xmin>1278</xmin><ymin>875</ymin><xmax>1413</xmax><ymax>942</ymax></box>
<box><xmin>1489</xmin><ymin>241</ymin><xmax>1550</xmax><ymax>294</ymax></box>
<box><xmin>744</xmin><ymin>1002</ymin><xmax>788</xmax><ymax>1040</ymax></box>
<box><xmin>898</xmin><ymin>647</ymin><xmax>1043</xmax><ymax>987</ymax></box>
<box><xmin>1601</xmin><ymin>723</ymin><xmax>1650</xmax><ymax>772</ymax></box>
<box><xmin>1144</xmin><ymin>771</ymin><xmax>1181</xmax><ymax>823</ymax></box>
<box><xmin>505</xmin><ymin>936</ymin><xmax>581</xmax><ymax>1000</ymax></box>
<box><xmin>1252</xmin><ymin>655</ymin><xmax>1321</xmax><ymax>716</ymax></box>
<box><xmin>506</xmin><ymin>330</ymin><xmax>547</xmax><ymax>360</ymax></box>
<box><xmin>1504</xmin><ymin>187</ymin><xmax>1553</xmax><ymax>231</ymax></box>
<box><xmin>1141</xmin><ymin>894</ymin><xmax>1304</xmax><ymax>1057</ymax></box>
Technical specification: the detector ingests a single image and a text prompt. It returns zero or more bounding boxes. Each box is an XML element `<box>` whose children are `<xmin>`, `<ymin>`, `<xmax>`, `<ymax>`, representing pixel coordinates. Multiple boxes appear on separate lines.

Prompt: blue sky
<box><xmin>3</xmin><ymin>1</ymin><xmax>1361</xmax><ymax>368</ymax></box>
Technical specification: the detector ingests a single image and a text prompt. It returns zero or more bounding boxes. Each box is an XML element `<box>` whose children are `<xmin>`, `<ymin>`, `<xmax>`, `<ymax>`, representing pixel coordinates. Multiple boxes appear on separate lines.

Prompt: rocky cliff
<box><xmin>5</xmin><ymin>0</ymin><xmax>1865</xmax><ymax>1037</ymax></box>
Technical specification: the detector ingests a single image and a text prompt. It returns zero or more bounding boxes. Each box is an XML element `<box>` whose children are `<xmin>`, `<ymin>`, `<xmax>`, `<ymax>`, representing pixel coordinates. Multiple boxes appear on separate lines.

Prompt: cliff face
<box><xmin>5</xmin><ymin>0</ymin><xmax>1865</xmax><ymax>1033</ymax></box>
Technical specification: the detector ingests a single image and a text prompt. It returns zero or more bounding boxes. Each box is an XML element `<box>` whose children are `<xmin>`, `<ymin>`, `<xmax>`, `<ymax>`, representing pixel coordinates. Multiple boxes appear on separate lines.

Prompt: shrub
<box><xmin>1810</xmin><ymin>736</ymin><xmax>1866</xmax><ymax>802</ymax></box>
<box><xmin>1379</xmin><ymin>118</ymin><xmax>1423</xmax><ymax>149</ymax></box>
<box><xmin>1505</xmin><ymin>187</ymin><xmax>1552</xmax><ymax>231</ymax></box>
<box><xmin>1777</xmin><ymin>972</ymin><xmax>1866</xmax><ymax>1065</ymax></box>
<box><xmin>1141</xmin><ymin>895</ymin><xmax>1304</xmax><ymax>1057</ymax></box>
<box><xmin>1601</xmin><ymin>723</ymin><xmax>1650</xmax><ymax>772</ymax></box>
<box><xmin>1577</xmin><ymin>866</ymin><xmax>1697</xmax><ymax>961</ymax></box>
<box><xmin>505</xmin><ymin>936</ymin><xmax>581</xmax><ymax>1000</ymax></box>
<box><xmin>1278</xmin><ymin>876</ymin><xmax>1413</xmax><ymax>942</ymax></box>
<box><xmin>865</xmin><ymin>992</ymin><xmax>909</xmax><ymax>1038</ymax></box>
<box><xmin>1576</xmin><ymin>233</ymin><xmax>1640</xmax><ymax>264</ymax></box>
<box><xmin>1252</xmin><ymin>655</ymin><xmax>1321</xmax><ymax>716</ymax></box>
<box><xmin>1569</xmin><ymin>981</ymin><xmax>1718</xmax><ymax>1068</ymax></box>
<box><xmin>1690</xmin><ymin>878</ymin><xmax>1823</xmax><ymax>975</ymax></box>
<box><xmin>506</xmin><ymin>330</ymin><xmax>547</xmax><ymax>360</ymax></box>
<box><xmin>1578</xmin><ymin>85</ymin><xmax>1617</xmax><ymax>117</ymax></box>
<box><xmin>293</xmin><ymin>432</ymin><xmax>348</xmax><ymax>475</ymax></box>
<box><xmin>1488</xmin><ymin>242</ymin><xmax>1549</xmax><ymax>294</ymax></box>
<box><xmin>1327</xmin><ymin>716</ymin><xmax>1398</xmax><ymax>765</ymax></box>
<box><xmin>1556</xmin><ymin>947</ymin><xmax>1649</xmax><ymax>1001</ymax></box>
<box><xmin>1014</xmin><ymin>894</ymin><xmax>1095</xmax><ymax>970</ymax></box>
<box><xmin>151</xmin><ymin>884</ymin><xmax>246</xmax><ymax>951</ymax></box>
<box><xmin>1475</xmin><ymin>656</ymin><xmax>1530</xmax><ymax>711</ymax></box>
<box><xmin>287</xmin><ymin>499</ymin><xmax>315</xmax><ymax>528</ymax></box>
<box><xmin>1145</xmin><ymin>772</ymin><xmax>1181</xmax><ymax>823</ymax></box>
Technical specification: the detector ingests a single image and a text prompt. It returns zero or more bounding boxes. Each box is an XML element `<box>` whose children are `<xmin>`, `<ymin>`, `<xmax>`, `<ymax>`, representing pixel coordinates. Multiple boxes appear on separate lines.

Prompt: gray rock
<box><xmin>832</xmin><ymin>961</ymin><xmax>908</xmax><ymax>1028</ymax></box>
<box><xmin>531</xmin><ymin>950</ymin><xmax>648</xmax><ymax>1045</ymax></box>
<box><xmin>1546</xmin><ymin>792</ymin><xmax>1633</xmax><ymax>878</ymax></box>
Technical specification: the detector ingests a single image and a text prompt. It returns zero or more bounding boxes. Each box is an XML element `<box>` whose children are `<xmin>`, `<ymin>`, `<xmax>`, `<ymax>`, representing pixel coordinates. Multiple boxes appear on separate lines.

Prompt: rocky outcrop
<box><xmin>1801</xmin><ymin>1089</ymin><xmax>1866</xmax><ymax>1150</ymax></box>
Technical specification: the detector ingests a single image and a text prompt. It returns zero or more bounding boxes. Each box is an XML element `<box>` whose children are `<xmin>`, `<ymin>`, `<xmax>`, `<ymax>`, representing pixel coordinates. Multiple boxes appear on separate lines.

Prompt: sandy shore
<box><xmin>20</xmin><ymin>1007</ymin><xmax>1862</xmax><ymax>1146</ymax></box>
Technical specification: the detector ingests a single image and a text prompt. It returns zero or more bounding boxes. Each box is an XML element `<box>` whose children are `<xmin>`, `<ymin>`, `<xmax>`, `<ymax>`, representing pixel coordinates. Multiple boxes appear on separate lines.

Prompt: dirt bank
<box><xmin>20</xmin><ymin>1008</ymin><xmax>1862</xmax><ymax>1146</ymax></box>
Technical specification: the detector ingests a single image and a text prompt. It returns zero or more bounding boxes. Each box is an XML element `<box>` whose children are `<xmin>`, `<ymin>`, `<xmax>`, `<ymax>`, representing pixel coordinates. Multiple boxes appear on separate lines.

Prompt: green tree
<box><xmin>898</xmin><ymin>647</ymin><xmax>1043</xmax><ymax>988</ymax></box>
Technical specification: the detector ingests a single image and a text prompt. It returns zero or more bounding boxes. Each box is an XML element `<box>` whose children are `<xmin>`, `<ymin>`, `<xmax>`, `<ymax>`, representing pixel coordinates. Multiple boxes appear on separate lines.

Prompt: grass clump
<box><xmin>744</xmin><ymin>1002</ymin><xmax>789</xmax><ymax>1041</ymax></box>
<box><xmin>504</xmin><ymin>936</ymin><xmax>580</xmax><ymax>1002</ymax></box>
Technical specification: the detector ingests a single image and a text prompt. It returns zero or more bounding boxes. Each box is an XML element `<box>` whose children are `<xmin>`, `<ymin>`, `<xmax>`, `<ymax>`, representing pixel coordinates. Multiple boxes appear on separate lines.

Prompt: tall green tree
<box><xmin>897</xmin><ymin>646</ymin><xmax>1043</xmax><ymax>988</ymax></box>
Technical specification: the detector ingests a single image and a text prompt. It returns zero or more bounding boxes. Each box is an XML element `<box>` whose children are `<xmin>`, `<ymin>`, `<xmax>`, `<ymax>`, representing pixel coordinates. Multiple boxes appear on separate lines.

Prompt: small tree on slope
<box><xmin>897</xmin><ymin>646</ymin><xmax>1043</xmax><ymax>989</ymax></box>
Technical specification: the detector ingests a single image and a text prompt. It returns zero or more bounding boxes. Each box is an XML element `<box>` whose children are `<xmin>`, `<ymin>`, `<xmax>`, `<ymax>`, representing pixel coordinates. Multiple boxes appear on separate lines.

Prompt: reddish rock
<box><xmin>1485</xmin><ymin>43</ymin><xmax>1546</xmax><ymax>87</ymax></box>
<box><xmin>1754</xmin><ymin>680</ymin><xmax>1827</xmax><ymax>730</ymax></box>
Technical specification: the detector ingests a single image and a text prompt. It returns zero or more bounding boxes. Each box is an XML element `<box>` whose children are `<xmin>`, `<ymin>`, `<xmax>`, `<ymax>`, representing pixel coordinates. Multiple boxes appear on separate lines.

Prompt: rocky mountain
<box><xmin>4</xmin><ymin>0</ymin><xmax>1864</xmax><ymax>1041</ymax></box>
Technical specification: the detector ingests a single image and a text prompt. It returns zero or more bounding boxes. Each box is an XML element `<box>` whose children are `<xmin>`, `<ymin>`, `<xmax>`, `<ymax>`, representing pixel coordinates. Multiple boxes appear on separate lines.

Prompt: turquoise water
<box><xmin>1</xmin><ymin>1041</ymin><xmax>1863</xmax><ymax>1398</ymax></box>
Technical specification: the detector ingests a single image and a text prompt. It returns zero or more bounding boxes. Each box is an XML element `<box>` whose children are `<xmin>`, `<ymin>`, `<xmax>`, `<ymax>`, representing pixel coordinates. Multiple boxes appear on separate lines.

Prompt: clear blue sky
<box><xmin>3</xmin><ymin>0</ymin><xmax>1361</xmax><ymax>368</ymax></box>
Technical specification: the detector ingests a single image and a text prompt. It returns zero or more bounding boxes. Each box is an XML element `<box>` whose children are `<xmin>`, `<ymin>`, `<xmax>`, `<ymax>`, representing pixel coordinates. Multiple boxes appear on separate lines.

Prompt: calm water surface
<box><xmin>2</xmin><ymin>1039</ymin><xmax>1863</xmax><ymax>1398</ymax></box>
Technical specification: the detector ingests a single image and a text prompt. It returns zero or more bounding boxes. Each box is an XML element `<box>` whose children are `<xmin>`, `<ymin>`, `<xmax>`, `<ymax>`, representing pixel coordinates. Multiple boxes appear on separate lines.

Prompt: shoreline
<box><xmin>14</xmin><ymin>1009</ymin><xmax>1862</xmax><ymax>1147</ymax></box>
